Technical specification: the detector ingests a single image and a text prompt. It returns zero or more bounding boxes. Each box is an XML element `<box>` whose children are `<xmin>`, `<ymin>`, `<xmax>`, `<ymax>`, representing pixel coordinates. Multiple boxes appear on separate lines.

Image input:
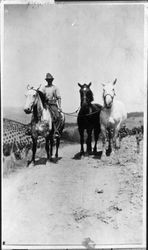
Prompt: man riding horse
<box><xmin>39</xmin><ymin>73</ymin><xmax>62</xmax><ymax>138</ymax></box>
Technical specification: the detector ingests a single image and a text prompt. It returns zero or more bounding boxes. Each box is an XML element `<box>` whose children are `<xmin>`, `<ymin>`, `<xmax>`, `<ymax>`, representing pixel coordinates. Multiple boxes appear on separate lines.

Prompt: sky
<box><xmin>3</xmin><ymin>3</ymin><xmax>146</xmax><ymax>112</ymax></box>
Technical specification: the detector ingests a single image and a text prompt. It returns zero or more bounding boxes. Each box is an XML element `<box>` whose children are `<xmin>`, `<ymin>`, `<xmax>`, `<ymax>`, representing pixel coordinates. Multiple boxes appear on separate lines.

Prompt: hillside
<box><xmin>3</xmin><ymin>107</ymin><xmax>144</xmax><ymax>125</ymax></box>
<box><xmin>127</xmin><ymin>112</ymin><xmax>144</xmax><ymax>118</ymax></box>
<box><xmin>3</xmin><ymin>107</ymin><xmax>77</xmax><ymax>125</ymax></box>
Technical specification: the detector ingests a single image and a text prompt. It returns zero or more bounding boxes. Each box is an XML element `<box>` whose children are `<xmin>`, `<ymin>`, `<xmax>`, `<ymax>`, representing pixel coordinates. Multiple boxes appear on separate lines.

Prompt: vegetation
<box><xmin>62</xmin><ymin>126</ymin><xmax>79</xmax><ymax>143</ymax></box>
<box><xmin>127</xmin><ymin>112</ymin><xmax>143</xmax><ymax>118</ymax></box>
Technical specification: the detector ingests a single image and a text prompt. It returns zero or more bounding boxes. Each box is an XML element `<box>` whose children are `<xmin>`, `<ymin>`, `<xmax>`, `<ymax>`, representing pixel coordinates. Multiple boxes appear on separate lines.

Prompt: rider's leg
<box><xmin>50</xmin><ymin>105</ymin><xmax>61</xmax><ymax>138</ymax></box>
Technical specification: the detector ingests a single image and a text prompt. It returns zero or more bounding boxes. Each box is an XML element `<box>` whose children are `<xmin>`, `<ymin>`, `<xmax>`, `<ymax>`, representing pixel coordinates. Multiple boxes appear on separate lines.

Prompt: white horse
<box><xmin>100</xmin><ymin>79</ymin><xmax>127</xmax><ymax>157</ymax></box>
<box><xmin>24</xmin><ymin>85</ymin><xmax>65</xmax><ymax>166</ymax></box>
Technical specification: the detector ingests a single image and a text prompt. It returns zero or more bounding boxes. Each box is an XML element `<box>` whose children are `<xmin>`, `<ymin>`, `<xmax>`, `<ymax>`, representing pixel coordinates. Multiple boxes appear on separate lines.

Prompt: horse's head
<box><xmin>78</xmin><ymin>82</ymin><xmax>94</xmax><ymax>107</ymax></box>
<box><xmin>24</xmin><ymin>85</ymin><xmax>38</xmax><ymax>114</ymax></box>
<box><xmin>102</xmin><ymin>78</ymin><xmax>117</xmax><ymax>108</ymax></box>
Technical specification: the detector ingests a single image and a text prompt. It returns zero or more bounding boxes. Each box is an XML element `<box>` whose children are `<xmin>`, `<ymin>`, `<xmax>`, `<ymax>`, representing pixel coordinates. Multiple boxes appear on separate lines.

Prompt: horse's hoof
<box><xmin>93</xmin><ymin>149</ymin><xmax>97</xmax><ymax>155</ymax></box>
<box><xmin>27</xmin><ymin>162</ymin><xmax>35</xmax><ymax>168</ymax></box>
<box><xmin>80</xmin><ymin>151</ymin><xmax>85</xmax><ymax>156</ymax></box>
<box><xmin>49</xmin><ymin>157</ymin><xmax>54</xmax><ymax>162</ymax></box>
<box><xmin>46</xmin><ymin>160</ymin><xmax>50</xmax><ymax>166</ymax></box>
<box><xmin>101</xmin><ymin>156</ymin><xmax>107</xmax><ymax>162</ymax></box>
<box><xmin>85</xmin><ymin>151</ymin><xmax>92</xmax><ymax>156</ymax></box>
<box><xmin>101</xmin><ymin>151</ymin><xmax>106</xmax><ymax>159</ymax></box>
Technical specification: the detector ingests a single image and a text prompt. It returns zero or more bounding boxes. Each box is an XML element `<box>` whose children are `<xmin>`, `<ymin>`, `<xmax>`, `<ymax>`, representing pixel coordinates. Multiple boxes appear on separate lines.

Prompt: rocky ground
<box><xmin>2</xmin><ymin>137</ymin><xmax>145</xmax><ymax>247</ymax></box>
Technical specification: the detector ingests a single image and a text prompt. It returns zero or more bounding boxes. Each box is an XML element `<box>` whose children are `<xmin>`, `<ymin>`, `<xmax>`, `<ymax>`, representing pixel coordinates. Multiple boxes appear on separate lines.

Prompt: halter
<box><xmin>103</xmin><ymin>92</ymin><xmax>115</xmax><ymax>109</ymax></box>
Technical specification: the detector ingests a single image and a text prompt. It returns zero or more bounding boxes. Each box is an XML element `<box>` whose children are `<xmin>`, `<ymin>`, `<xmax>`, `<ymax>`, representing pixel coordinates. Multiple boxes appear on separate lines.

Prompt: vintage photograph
<box><xmin>2</xmin><ymin>2</ymin><xmax>146</xmax><ymax>248</ymax></box>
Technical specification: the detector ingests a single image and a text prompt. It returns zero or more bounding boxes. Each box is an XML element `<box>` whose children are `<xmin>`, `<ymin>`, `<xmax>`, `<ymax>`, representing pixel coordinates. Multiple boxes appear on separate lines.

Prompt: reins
<box><xmin>61</xmin><ymin>107</ymin><xmax>80</xmax><ymax>116</ymax></box>
<box><xmin>26</xmin><ymin>86</ymin><xmax>101</xmax><ymax>118</ymax></box>
<box><xmin>61</xmin><ymin>107</ymin><xmax>101</xmax><ymax>117</ymax></box>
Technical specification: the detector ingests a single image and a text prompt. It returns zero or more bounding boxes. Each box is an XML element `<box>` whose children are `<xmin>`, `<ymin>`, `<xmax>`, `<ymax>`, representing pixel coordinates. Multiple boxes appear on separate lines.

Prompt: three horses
<box><xmin>24</xmin><ymin>79</ymin><xmax>127</xmax><ymax>165</ymax></box>
<box><xmin>24</xmin><ymin>85</ymin><xmax>65</xmax><ymax>166</ymax></box>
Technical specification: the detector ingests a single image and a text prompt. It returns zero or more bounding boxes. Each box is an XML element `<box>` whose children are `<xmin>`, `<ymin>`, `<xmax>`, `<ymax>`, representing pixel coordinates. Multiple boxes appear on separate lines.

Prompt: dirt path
<box><xmin>2</xmin><ymin>139</ymin><xmax>144</xmax><ymax>246</ymax></box>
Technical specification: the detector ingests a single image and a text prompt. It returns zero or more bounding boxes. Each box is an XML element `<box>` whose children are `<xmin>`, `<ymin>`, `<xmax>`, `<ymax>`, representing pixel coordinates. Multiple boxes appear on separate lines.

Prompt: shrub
<box><xmin>62</xmin><ymin>126</ymin><xmax>80</xmax><ymax>143</ymax></box>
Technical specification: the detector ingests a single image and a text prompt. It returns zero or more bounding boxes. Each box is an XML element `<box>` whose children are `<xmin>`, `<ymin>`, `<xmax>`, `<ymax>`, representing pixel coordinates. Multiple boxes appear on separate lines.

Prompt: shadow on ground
<box><xmin>73</xmin><ymin>148</ymin><xmax>112</xmax><ymax>160</ymax></box>
<box><xmin>35</xmin><ymin>157</ymin><xmax>63</xmax><ymax>165</ymax></box>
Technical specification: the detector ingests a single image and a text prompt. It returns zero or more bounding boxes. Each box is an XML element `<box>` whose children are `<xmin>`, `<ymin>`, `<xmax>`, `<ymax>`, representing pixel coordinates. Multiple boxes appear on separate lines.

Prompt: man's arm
<box><xmin>57</xmin><ymin>97</ymin><xmax>62</xmax><ymax>111</ymax></box>
<box><xmin>55</xmin><ymin>86</ymin><xmax>62</xmax><ymax>111</ymax></box>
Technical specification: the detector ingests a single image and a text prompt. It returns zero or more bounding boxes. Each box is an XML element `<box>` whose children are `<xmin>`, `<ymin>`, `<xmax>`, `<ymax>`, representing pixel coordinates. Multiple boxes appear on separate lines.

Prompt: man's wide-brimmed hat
<box><xmin>45</xmin><ymin>73</ymin><xmax>54</xmax><ymax>80</ymax></box>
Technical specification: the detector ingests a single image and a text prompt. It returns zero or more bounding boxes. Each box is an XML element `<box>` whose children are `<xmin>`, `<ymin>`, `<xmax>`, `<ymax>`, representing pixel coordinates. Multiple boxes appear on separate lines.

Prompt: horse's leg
<box><xmin>30</xmin><ymin>137</ymin><xmax>37</xmax><ymax>165</ymax></box>
<box><xmin>114</xmin><ymin>124</ymin><xmax>121</xmax><ymax>150</ymax></box>
<box><xmin>55</xmin><ymin>137</ymin><xmax>60</xmax><ymax>158</ymax></box>
<box><xmin>49</xmin><ymin>136</ymin><xmax>54</xmax><ymax>160</ymax></box>
<box><xmin>93</xmin><ymin>127</ymin><xmax>100</xmax><ymax>153</ymax></box>
<box><xmin>45</xmin><ymin>136</ymin><xmax>50</xmax><ymax>162</ymax></box>
<box><xmin>101</xmin><ymin>125</ymin><xmax>107</xmax><ymax>157</ymax></box>
<box><xmin>79</xmin><ymin>128</ymin><xmax>85</xmax><ymax>155</ymax></box>
<box><xmin>111</xmin><ymin>128</ymin><xmax>119</xmax><ymax>154</ymax></box>
<box><xmin>86</xmin><ymin>128</ymin><xmax>92</xmax><ymax>154</ymax></box>
<box><xmin>107</xmin><ymin>128</ymin><xmax>112</xmax><ymax>152</ymax></box>
<box><xmin>118</xmin><ymin>133</ymin><xmax>122</xmax><ymax>149</ymax></box>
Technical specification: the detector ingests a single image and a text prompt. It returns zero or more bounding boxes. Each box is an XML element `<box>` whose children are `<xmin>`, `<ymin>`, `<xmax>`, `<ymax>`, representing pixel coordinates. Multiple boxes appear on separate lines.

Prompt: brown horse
<box><xmin>77</xmin><ymin>82</ymin><xmax>102</xmax><ymax>156</ymax></box>
<box><xmin>24</xmin><ymin>85</ymin><xmax>65</xmax><ymax>166</ymax></box>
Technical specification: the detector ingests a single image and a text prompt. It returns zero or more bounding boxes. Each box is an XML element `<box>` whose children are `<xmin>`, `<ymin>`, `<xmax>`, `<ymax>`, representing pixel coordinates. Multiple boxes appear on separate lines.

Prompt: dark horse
<box><xmin>24</xmin><ymin>85</ymin><xmax>65</xmax><ymax>166</ymax></box>
<box><xmin>77</xmin><ymin>82</ymin><xmax>102</xmax><ymax>156</ymax></box>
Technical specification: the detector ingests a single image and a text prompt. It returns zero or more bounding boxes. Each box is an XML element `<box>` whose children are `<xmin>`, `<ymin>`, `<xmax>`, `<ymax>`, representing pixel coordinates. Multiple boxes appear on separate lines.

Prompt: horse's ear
<box><xmin>88</xmin><ymin>82</ymin><xmax>92</xmax><ymax>87</ymax></box>
<box><xmin>78</xmin><ymin>83</ymin><xmax>82</xmax><ymax>88</ymax></box>
<box><xmin>27</xmin><ymin>84</ymin><xmax>34</xmax><ymax>90</ymax></box>
<box><xmin>113</xmin><ymin>78</ymin><xmax>117</xmax><ymax>85</ymax></box>
<box><xmin>27</xmin><ymin>84</ymin><xmax>30</xmax><ymax>90</ymax></box>
<box><xmin>37</xmin><ymin>84</ymin><xmax>41</xmax><ymax>91</ymax></box>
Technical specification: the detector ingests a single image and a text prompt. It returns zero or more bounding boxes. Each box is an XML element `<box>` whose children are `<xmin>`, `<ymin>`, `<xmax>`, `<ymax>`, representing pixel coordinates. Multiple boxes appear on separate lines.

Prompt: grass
<box><xmin>62</xmin><ymin>116</ymin><xmax>143</xmax><ymax>143</ymax></box>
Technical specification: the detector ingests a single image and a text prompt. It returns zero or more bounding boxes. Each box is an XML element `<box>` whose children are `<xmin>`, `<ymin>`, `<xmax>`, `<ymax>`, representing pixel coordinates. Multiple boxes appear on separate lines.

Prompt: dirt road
<box><xmin>2</xmin><ymin>138</ymin><xmax>144</xmax><ymax>246</ymax></box>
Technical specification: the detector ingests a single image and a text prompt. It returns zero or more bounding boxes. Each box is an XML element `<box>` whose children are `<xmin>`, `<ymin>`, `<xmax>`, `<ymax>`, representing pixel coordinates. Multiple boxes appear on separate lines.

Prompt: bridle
<box><xmin>103</xmin><ymin>92</ymin><xmax>115</xmax><ymax>109</ymax></box>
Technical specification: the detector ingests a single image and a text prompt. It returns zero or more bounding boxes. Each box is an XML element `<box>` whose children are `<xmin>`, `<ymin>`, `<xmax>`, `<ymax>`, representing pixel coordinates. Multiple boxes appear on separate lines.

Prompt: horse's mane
<box><xmin>88</xmin><ymin>89</ymin><xmax>94</xmax><ymax>103</ymax></box>
<box><xmin>37</xmin><ymin>90</ymin><xmax>46</xmax><ymax>108</ymax></box>
<box><xmin>31</xmin><ymin>90</ymin><xmax>47</xmax><ymax>122</ymax></box>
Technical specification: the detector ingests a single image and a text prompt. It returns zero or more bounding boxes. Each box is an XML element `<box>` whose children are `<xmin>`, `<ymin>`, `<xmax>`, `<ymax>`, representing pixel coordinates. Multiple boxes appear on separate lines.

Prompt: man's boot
<box><xmin>53</xmin><ymin>121</ymin><xmax>60</xmax><ymax>138</ymax></box>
